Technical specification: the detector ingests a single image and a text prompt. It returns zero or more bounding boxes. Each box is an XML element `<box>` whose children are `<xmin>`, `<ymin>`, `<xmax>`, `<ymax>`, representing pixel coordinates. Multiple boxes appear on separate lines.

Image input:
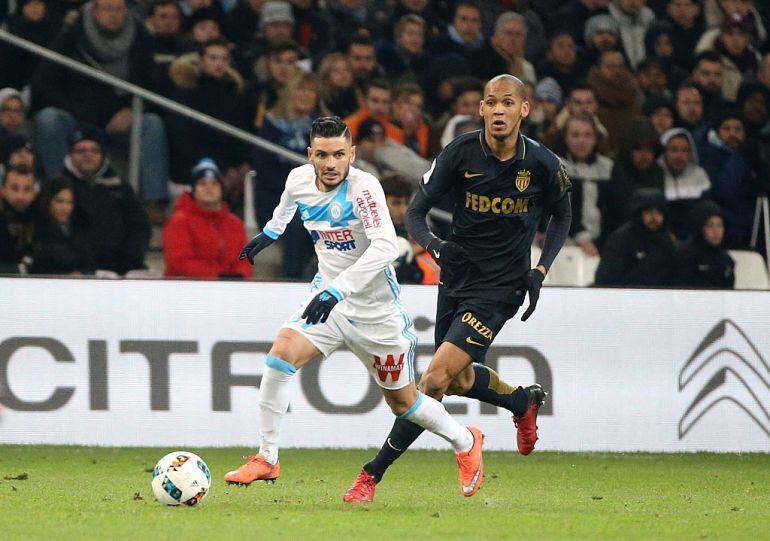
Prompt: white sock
<box><xmin>401</xmin><ymin>392</ymin><xmax>473</xmax><ymax>452</ymax></box>
<box><xmin>258</xmin><ymin>356</ymin><xmax>296</xmax><ymax>465</ymax></box>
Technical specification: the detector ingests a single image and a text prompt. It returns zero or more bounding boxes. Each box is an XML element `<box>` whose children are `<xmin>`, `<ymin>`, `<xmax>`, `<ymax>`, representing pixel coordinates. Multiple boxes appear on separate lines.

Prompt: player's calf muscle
<box><xmin>382</xmin><ymin>385</ymin><xmax>419</xmax><ymax>416</ymax></box>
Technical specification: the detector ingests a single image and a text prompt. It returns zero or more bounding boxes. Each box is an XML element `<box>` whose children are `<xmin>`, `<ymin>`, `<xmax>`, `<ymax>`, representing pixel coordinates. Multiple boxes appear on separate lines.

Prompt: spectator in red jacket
<box><xmin>163</xmin><ymin>159</ymin><xmax>251</xmax><ymax>279</ymax></box>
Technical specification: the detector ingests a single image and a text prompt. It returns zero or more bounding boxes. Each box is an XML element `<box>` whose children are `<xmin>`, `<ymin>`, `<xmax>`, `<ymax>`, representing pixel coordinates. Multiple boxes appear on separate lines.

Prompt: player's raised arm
<box><xmin>239</xmin><ymin>173</ymin><xmax>299</xmax><ymax>264</ymax></box>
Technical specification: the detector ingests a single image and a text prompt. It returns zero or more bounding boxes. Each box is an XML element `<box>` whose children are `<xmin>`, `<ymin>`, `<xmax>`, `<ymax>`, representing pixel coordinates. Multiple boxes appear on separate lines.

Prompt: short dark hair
<box><xmin>265</xmin><ymin>39</ymin><xmax>300</xmax><ymax>57</ymax></box>
<box><xmin>366</xmin><ymin>79</ymin><xmax>391</xmax><ymax>96</ymax></box>
<box><xmin>453</xmin><ymin>0</ymin><xmax>480</xmax><ymax>19</ymax></box>
<box><xmin>569</xmin><ymin>80</ymin><xmax>594</xmax><ymax>96</ymax></box>
<box><xmin>149</xmin><ymin>0</ymin><xmax>182</xmax><ymax>17</ymax></box>
<box><xmin>380</xmin><ymin>172</ymin><xmax>413</xmax><ymax>198</ymax></box>
<box><xmin>347</xmin><ymin>30</ymin><xmax>375</xmax><ymax>50</ymax></box>
<box><xmin>1</xmin><ymin>164</ymin><xmax>35</xmax><ymax>186</ymax></box>
<box><xmin>199</xmin><ymin>37</ymin><xmax>231</xmax><ymax>57</ymax></box>
<box><xmin>310</xmin><ymin>116</ymin><xmax>351</xmax><ymax>141</ymax></box>
<box><xmin>693</xmin><ymin>50</ymin><xmax>722</xmax><ymax>68</ymax></box>
<box><xmin>451</xmin><ymin>76</ymin><xmax>484</xmax><ymax>103</ymax></box>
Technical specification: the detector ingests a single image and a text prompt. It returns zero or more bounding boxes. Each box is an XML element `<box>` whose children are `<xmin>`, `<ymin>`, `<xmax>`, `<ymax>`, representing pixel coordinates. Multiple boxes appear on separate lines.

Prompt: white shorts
<box><xmin>282</xmin><ymin>303</ymin><xmax>417</xmax><ymax>390</ymax></box>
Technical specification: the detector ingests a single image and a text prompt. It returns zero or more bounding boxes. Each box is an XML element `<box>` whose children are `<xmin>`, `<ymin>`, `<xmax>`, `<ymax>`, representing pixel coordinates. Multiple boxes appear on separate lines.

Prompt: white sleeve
<box><xmin>262</xmin><ymin>177</ymin><xmax>298</xmax><ymax>239</ymax></box>
<box><xmin>328</xmin><ymin>176</ymin><xmax>399</xmax><ymax>298</ymax></box>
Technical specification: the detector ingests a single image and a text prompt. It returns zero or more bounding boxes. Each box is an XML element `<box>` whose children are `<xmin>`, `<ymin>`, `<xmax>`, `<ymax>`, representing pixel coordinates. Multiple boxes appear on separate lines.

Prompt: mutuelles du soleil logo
<box><xmin>679</xmin><ymin>319</ymin><xmax>770</xmax><ymax>439</ymax></box>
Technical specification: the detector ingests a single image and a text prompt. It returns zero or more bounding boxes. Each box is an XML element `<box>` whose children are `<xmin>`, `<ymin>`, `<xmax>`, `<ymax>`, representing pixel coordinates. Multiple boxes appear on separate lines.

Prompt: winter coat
<box><xmin>694</xmin><ymin>30</ymin><xmax>761</xmax><ymax>101</ymax></box>
<box><xmin>697</xmin><ymin>130</ymin><xmax>764</xmax><ymax>247</ymax></box>
<box><xmin>559</xmin><ymin>153</ymin><xmax>614</xmax><ymax>246</ymax></box>
<box><xmin>587</xmin><ymin>65</ymin><xmax>641</xmax><ymax>151</ymax></box>
<box><xmin>167</xmin><ymin>54</ymin><xmax>252</xmax><ymax>180</ymax></box>
<box><xmin>0</xmin><ymin>9</ymin><xmax>57</xmax><ymax>89</ymax></box>
<box><xmin>677</xmin><ymin>201</ymin><xmax>735</xmax><ymax>289</ymax></box>
<box><xmin>163</xmin><ymin>192</ymin><xmax>250</xmax><ymax>278</ymax></box>
<box><xmin>30</xmin><ymin>6</ymin><xmax>154</xmax><ymax>127</ymax></box>
<box><xmin>30</xmin><ymin>217</ymin><xmax>95</xmax><ymax>275</ymax></box>
<box><xmin>703</xmin><ymin>0</ymin><xmax>767</xmax><ymax>41</ymax></box>
<box><xmin>608</xmin><ymin>2</ymin><xmax>656</xmax><ymax>70</ymax></box>
<box><xmin>659</xmin><ymin>128</ymin><xmax>712</xmax><ymax>238</ymax></box>
<box><xmin>0</xmin><ymin>199</ymin><xmax>39</xmax><ymax>274</ymax></box>
<box><xmin>377</xmin><ymin>42</ymin><xmax>433</xmax><ymax>86</ymax></box>
<box><xmin>595</xmin><ymin>189</ymin><xmax>678</xmax><ymax>287</ymax></box>
<box><xmin>62</xmin><ymin>157</ymin><xmax>150</xmax><ymax>274</ymax></box>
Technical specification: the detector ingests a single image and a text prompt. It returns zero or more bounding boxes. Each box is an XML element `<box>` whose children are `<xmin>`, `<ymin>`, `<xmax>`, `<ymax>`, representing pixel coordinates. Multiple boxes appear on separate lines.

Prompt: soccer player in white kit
<box><xmin>224</xmin><ymin>117</ymin><xmax>485</xmax><ymax>499</ymax></box>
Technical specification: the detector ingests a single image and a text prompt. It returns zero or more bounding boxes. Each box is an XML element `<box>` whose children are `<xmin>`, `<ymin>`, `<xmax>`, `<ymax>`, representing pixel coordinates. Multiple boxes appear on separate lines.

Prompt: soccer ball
<box><xmin>151</xmin><ymin>451</ymin><xmax>211</xmax><ymax>506</ymax></box>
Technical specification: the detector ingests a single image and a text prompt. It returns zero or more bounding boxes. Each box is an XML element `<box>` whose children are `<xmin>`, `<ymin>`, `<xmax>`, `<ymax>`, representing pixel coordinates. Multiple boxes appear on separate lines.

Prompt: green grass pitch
<box><xmin>0</xmin><ymin>446</ymin><xmax>768</xmax><ymax>540</ymax></box>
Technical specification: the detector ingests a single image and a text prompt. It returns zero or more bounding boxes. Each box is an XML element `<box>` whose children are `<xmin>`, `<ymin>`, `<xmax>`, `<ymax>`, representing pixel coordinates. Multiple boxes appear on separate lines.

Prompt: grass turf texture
<box><xmin>0</xmin><ymin>447</ymin><xmax>767</xmax><ymax>540</ymax></box>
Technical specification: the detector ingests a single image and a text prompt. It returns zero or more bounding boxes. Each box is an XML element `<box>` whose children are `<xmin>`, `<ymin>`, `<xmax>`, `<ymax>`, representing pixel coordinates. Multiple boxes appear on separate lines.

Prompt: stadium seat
<box><xmin>533</xmin><ymin>245</ymin><xmax>600</xmax><ymax>286</ymax></box>
<box><xmin>728</xmin><ymin>250</ymin><xmax>770</xmax><ymax>290</ymax></box>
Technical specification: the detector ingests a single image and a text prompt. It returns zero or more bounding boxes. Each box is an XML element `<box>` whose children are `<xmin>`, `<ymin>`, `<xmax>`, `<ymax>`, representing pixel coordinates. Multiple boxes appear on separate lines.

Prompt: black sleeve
<box><xmin>119</xmin><ymin>187</ymin><xmax>151</xmax><ymax>273</ymax></box>
<box><xmin>405</xmin><ymin>149</ymin><xmax>457</xmax><ymax>249</ymax></box>
<box><xmin>538</xmin><ymin>193</ymin><xmax>572</xmax><ymax>271</ymax></box>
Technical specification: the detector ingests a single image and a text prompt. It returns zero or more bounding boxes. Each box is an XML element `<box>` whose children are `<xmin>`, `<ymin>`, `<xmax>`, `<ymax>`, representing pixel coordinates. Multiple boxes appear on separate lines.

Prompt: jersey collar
<box><xmin>478</xmin><ymin>130</ymin><xmax>527</xmax><ymax>162</ymax></box>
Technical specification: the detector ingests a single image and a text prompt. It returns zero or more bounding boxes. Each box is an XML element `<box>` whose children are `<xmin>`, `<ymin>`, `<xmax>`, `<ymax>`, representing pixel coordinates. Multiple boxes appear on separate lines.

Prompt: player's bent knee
<box><xmin>419</xmin><ymin>370</ymin><xmax>451</xmax><ymax>399</ymax></box>
<box><xmin>382</xmin><ymin>385</ymin><xmax>418</xmax><ymax>416</ymax></box>
<box><xmin>268</xmin><ymin>328</ymin><xmax>319</xmax><ymax>369</ymax></box>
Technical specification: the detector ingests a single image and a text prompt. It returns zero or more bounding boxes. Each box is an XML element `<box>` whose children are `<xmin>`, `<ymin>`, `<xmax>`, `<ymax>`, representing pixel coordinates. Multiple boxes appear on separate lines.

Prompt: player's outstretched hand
<box><xmin>426</xmin><ymin>238</ymin><xmax>470</xmax><ymax>268</ymax></box>
<box><xmin>302</xmin><ymin>288</ymin><xmax>342</xmax><ymax>325</ymax></box>
<box><xmin>521</xmin><ymin>268</ymin><xmax>545</xmax><ymax>321</ymax></box>
<box><xmin>239</xmin><ymin>233</ymin><xmax>276</xmax><ymax>264</ymax></box>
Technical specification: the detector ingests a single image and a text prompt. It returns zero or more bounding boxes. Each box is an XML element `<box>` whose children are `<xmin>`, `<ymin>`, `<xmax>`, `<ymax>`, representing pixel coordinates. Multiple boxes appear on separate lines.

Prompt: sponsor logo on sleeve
<box><xmin>355</xmin><ymin>189</ymin><xmax>381</xmax><ymax>229</ymax></box>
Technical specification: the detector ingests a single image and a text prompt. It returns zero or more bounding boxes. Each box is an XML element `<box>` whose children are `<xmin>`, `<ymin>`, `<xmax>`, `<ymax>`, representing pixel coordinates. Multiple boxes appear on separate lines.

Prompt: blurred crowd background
<box><xmin>1</xmin><ymin>0</ymin><xmax>769</xmax><ymax>289</ymax></box>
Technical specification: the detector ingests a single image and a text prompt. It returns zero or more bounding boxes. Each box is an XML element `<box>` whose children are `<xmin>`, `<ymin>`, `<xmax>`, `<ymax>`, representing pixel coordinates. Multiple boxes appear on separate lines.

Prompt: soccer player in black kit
<box><xmin>344</xmin><ymin>75</ymin><xmax>573</xmax><ymax>502</ymax></box>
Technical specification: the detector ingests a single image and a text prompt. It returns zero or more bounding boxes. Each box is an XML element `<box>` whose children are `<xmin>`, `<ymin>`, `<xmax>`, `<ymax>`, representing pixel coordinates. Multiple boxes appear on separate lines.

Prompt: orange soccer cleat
<box><xmin>513</xmin><ymin>384</ymin><xmax>547</xmax><ymax>455</ymax></box>
<box><xmin>224</xmin><ymin>455</ymin><xmax>280</xmax><ymax>485</ymax></box>
<box><xmin>455</xmin><ymin>426</ymin><xmax>485</xmax><ymax>497</ymax></box>
<box><xmin>343</xmin><ymin>469</ymin><xmax>376</xmax><ymax>503</ymax></box>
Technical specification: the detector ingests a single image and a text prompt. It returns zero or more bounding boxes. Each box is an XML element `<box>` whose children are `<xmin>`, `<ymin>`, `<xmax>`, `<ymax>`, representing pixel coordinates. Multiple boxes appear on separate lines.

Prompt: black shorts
<box><xmin>434</xmin><ymin>290</ymin><xmax>522</xmax><ymax>363</ymax></box>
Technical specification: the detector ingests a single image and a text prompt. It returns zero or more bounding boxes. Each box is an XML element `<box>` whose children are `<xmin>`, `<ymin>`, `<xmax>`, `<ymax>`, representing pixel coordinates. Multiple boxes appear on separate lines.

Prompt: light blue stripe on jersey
<box><xmin>384</xmin><ymin>267</ymin><xmax>417</xmax><ymax>382</ymax></box>
<box><xmin>399</xmin><ymin>391</ymin><xmax>424</xmax><ymax>419</ymax></box>
<box><xmin>266</xmin><ymin>354</ymin><xmax>296</xmax><ymax>375</ymax></box>
<box><xmin>310</xmin><ymin>272</ymin><xmax>323</xmax><ymax>292</ymax></box>
<box><xmin>326</xmin><ymin>286</ymin><xmax>343</xmax><ymax>301</ymax></box>
<box><xmin>295</xmin><ymin>179</ymin><xmax>356</xmax><ymax>227</ymax></box>
<box><xmin>263</xmin><ymin>226</ymin><xmax>279</xmax><ymax>240</ymax></box>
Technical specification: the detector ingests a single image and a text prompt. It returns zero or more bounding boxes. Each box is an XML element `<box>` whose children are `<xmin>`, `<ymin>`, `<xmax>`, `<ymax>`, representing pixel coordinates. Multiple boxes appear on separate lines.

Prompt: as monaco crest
<box><xmin>515</xmin><ymin>169</ymin><xmax>531</xmax><ymax>192</ymax></box>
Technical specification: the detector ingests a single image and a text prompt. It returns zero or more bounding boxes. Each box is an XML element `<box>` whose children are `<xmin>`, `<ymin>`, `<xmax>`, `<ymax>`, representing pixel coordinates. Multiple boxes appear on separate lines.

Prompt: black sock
<box><xmin>463</xmin><ymin>363</ymin><xmax>529</xmax><ymax>417</ymax></box>
<box><xmin>363</xmin><ymin>417</ymin><xmax>425</xmax><ymax>483</ymax></box>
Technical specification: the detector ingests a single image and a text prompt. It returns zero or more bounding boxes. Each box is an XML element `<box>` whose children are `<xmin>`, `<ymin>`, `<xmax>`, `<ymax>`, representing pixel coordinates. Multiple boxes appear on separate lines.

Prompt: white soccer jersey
<box><xmin>263</xmin><ymin>164</ymin><xmax>403</xmax><ymax>323</ymax></box>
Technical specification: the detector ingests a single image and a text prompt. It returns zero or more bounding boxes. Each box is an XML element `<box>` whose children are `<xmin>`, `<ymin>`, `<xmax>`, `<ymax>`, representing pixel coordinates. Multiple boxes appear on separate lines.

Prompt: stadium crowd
<box><xmin>0</xmin><ymin>0</ymin><xmax>769</xmax><ymax>288</ymax></box>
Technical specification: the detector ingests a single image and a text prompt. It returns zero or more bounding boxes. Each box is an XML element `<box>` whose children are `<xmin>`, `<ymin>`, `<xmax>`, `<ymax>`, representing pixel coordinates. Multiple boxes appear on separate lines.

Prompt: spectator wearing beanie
<box><xmin>677</xmin><ymin>200</ymin><xmax>735</xmax><ymax>288</ymax></box>
<box><xmin>583</xmin><ymin>14</ymin><xmax>621</xmax><ymax>67</ymax></box>
<box><xmin>530</xmin><ymin>77</ymin><xmax>563</xmax><ymax>141</ymax></box>
<box><xmin>163</xmin><ymin>158</ymin><xmax>251</xmax><ymax>279</ymax></box>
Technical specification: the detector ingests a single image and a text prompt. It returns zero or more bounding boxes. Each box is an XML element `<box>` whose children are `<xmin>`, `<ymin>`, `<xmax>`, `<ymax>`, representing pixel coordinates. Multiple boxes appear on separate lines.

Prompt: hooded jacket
<box><xmin>163</xmin><ymin>191</ymin><xmax>250</xmax><ymax>278</ymax></box>
<box><xmin>658</xmin><ymin>127</ymin><xmax>712</xmax><ymax>237</ymax></box>
<box><xmin>62</xmin><ymin>156</ymin><xmax>150</xmax><ymax>274</ymax></box>
<box><xmin>676</xmin><ymin>200</ymin><xmax>735</xmax><ymax>288</ymax></box>
<box><xmin>594</xmin><ymin>188</ymin><xmax>678</xmax><ymax>287</ymax></box>
<box><xmin>694</xmin><ymin>29</ymin><xmax>761</xmax><ymax>101</ymax></box>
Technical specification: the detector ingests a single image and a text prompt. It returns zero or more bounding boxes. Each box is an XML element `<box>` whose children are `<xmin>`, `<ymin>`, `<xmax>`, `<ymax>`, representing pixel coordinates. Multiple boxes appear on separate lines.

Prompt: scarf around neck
<box><xmin>82</xmin><ymin>2</ymin><xmax>136</xmax><ymax>79</ymax></box>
